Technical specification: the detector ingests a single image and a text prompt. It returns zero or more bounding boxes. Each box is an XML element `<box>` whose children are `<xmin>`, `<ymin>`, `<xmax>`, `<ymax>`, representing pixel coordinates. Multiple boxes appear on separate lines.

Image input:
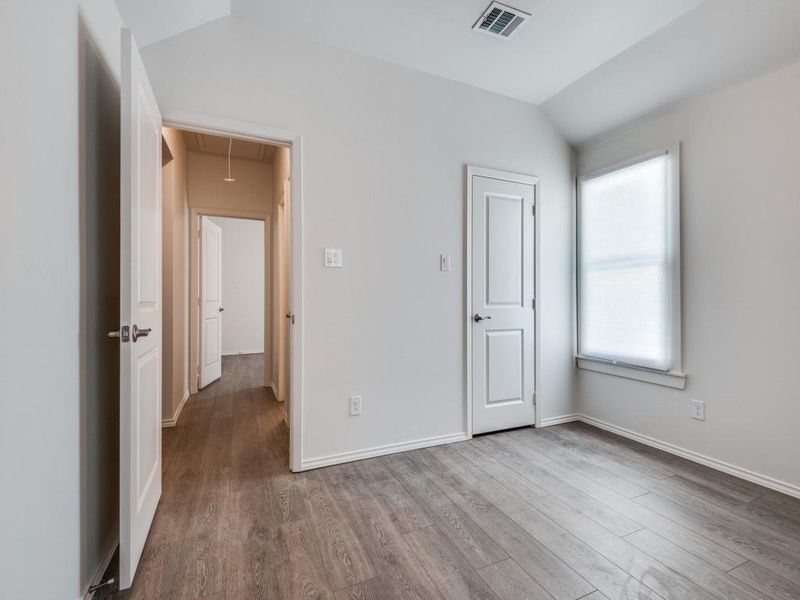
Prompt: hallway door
<box><xmin>200</xmin><ymin>216</ymin><xmax>223</xmax><ymax>387</ymax></box>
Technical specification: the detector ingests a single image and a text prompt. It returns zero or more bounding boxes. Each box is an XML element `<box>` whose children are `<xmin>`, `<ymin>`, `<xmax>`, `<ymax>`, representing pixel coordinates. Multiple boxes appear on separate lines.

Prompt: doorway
<box><xmin>198</xmin><ymin>215</ymin><xmax>267</xmax><ymax>388</ymax></box>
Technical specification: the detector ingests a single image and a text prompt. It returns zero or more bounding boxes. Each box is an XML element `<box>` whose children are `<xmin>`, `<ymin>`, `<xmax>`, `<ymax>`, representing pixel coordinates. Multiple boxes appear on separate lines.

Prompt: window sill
<box><xmin>576</xmin><ymin>356</ymin><xmax>687</xmax><ymax>390</ymax></box>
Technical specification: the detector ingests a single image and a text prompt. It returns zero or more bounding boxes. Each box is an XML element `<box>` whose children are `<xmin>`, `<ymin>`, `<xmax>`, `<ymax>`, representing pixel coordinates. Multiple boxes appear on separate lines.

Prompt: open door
<box><xmin>118</xmin><ymin>28</ymin><xmax>162</xmax><ymax>590</ymax></box>
<box><xmin>283</xmin><ymin>179</ymin><xmax>292</xmax><ymax>423</ymax></box>
<box><xmin>200</xmin><ymin>216</ymin><xmax>223</xmax><ymax>387</ymax></box>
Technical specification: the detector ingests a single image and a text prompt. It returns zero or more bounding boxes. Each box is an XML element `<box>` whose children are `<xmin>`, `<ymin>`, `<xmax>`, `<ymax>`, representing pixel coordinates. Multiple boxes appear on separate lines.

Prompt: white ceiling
<box><xmin>543</xmin><ymin>0</ymin><xmax>800</xmax><ymax>145</ymax></box>
<box><xmin>230</xmin><ymin>0</ymin><xmax>704</xmax><ymax>105</ymax></box>
<box><xmin>119</xmin><ymin>0</ymin><xmax>800</xmax><ymax>145</ymax></box>
<box><xmin>116</xmin><ymin>0</ymin><xmax>230</xmax><ymax>47</ymax></box>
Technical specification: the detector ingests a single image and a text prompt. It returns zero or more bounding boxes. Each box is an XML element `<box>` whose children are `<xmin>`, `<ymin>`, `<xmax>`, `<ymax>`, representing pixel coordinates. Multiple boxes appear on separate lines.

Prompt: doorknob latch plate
<box><xmin>107</xmin><ymin>325</ymin><xmax>130</xmax><ymax>342</ymax></box>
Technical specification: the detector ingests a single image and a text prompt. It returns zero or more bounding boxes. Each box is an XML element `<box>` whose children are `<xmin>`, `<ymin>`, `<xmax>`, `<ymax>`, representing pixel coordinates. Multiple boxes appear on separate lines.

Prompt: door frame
<box><xmin>164</xmin><ymin>111</ymin><xmax>304</xmax><ymax>472</ymax></box>
<box><xmin>192</xmin><ymin>210</ymin><xmax>271</xmax><ymax>392</ymax></box>
<box><xmin>465</xmin><ymin>165</ymin><xmax>542</xmax><ymax>437</ymax></box>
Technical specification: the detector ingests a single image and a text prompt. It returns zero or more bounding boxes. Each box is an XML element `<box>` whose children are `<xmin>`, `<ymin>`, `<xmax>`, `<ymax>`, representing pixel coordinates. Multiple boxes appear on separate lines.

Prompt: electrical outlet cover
<box><xmin>349</xmin><ymin>395</ymin><xmax>362</xmax><ymax>416</ymax></box>
<box><xmin>690</xmin><ymin>399</ymin><xmax>705</xmax><ymax>421</ymax></box>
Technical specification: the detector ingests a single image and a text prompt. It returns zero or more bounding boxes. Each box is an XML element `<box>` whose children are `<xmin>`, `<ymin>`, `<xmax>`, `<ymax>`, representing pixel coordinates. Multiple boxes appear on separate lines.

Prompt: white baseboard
<box><xmin>539</xmin><ymin>413</ymin><xmax>581</xmax><ymax>427</ymax></box>
<box><xmin>222</xmin><ymin>349</ymin><xmax>263</xmax><ymax>356</ymax></box>
<box><xmin>162</xmin><ymin>391</ymin><xmax>190</xmax><ymax>428</ymax></box>
<box><xmin>578</xmin><ymin>414</ymin><xmax>800</xmax><ymax>500</ymax></box>
<box><xmin>81</xmin><ymin>533</ymin><xmax>118</xmax><ymax>600</ymax></box>
<box><xmin>301</xmin><ymin>432</ymin><xmax>468</xmax><ymax>471</ymax></box>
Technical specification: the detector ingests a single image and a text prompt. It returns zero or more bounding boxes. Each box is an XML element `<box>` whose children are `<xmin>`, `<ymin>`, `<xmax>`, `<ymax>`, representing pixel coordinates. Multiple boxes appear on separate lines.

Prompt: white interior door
<box><xmin>119</xmin><ymin>28</ymin><xmax>162</xmax><ymax>590</ymax></box>
<box><xmin>283</xmin><ymin>179</ymin><xmax>292</xmax><ymax>420</ymax></box>
<box><xmin>471</xmin><ymin>173</ymin><xmax>536</xmax><ymax>435</ymax></box>
<box><xmin>200</xmin><ymin>216</ymin><xmax>223</xmax><ymax>388</ymax></box>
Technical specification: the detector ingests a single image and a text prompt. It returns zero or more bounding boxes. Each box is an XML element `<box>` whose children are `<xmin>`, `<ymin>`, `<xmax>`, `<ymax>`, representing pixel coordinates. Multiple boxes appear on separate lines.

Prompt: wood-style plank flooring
<box><xmin>101</xmin><ymin>354</ymin><xmax>800</xmax><ymax>599</ymax></box>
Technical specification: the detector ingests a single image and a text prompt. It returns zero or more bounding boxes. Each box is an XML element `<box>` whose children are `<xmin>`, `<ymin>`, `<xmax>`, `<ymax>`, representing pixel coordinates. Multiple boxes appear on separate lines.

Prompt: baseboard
<box><xmin>268</xmin><ymin>382</ymin><xmax>278</xmax><ymax>399</ymax></box>
<box><xmin>578</xmin><ymin>414</ymin><xmax>800</xmax><ymax>500</ymax></box>
<box><xmin>539</xmin><ymin>413</ymin><xmax>581</xmax><ymax>427</ymax></box>
<box><xmin>81</xmin><ymin>534</ymin><xmax>118</xmax><ymax>600</ymax></box>
<box><xmin>222</xmin><ymin>349</ymin><xmax>263</xmax><ymax>356</ymax></box>
<box><xmin>162</xmin><ymin>391</ymin><xmax>190</xmax><ymax>428</ymax></box>
<box><xmin>301</xmin><ymin>432</ymin><xmax>468</xmax><ymax>471</ymax></box>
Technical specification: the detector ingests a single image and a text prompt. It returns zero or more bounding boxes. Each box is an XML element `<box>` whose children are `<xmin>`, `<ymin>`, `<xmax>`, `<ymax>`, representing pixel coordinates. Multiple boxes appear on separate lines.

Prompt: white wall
<box><xmin>143</xmin><ymin>17</ymin><xmax>576</xmax><ymax>466</ymax></box>
<box><xmin>577</xmin><ymin>60</ymin><xmax>800</xmax><ymax>493</ymax></box>
<box><xmin>209</xmin><ymin>216</ymin><xmax>265</xmax><ymax>355</ymax></box>
<box><xmin>0</xmin><ymin>1</ymin><xmax>127</xmax><ymax>598</ymax></box>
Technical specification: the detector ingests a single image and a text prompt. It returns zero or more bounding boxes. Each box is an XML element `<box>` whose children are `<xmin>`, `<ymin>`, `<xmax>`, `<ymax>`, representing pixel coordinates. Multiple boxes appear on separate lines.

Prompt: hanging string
<box><xmin>224</xmin><ymin>138</ymin><xmax>236</xmax><ymax>182</ymax></box>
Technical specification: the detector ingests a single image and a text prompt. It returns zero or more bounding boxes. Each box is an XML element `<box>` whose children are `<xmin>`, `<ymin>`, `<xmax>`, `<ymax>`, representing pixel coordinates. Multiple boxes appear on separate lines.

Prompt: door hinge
<box><xmin>532</xmin><ymin>204</ymin><xmax>536</xmax><ymax>216</ymax></box>
<box><xmin>532</xmin><ymin>298</ymin><xmax>536</xmax><ymax>310</ymax></box>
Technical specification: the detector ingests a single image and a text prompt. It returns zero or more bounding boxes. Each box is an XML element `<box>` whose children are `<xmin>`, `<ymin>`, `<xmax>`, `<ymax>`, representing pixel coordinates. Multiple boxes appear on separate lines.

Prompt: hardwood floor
<box><xmin>101</xmin><ymin>354</ymin><xmax>800</xmax><ymax>599</ymax></box>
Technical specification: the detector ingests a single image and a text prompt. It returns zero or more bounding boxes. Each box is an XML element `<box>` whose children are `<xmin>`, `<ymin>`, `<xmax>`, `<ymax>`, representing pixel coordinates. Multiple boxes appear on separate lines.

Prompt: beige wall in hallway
<box><xmin>271</xmin><ymin>146</ymin><xmax>290</xmax><ymax>402</ymax></box>
<box><xmin>162</xmin><ymin>127</ymin><xmax>190</xmax><ymax>421</ymax></box>
<box><xmin>188</xmin><ymin>151</ymin><xmax>273</xmax><ymax>393</ymax></box>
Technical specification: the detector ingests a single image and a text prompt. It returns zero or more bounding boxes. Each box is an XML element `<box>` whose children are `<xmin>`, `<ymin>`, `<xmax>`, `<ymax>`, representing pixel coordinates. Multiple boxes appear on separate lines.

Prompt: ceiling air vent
<box><xmin>473</xmin><ymin>2</ymin><xmax>530</xmax><ymax>39</ymax></box>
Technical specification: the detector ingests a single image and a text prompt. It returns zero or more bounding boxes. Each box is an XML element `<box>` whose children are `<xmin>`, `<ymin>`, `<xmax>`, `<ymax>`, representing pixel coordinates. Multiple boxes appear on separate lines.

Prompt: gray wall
<box><xmin>0</xmin><ymin>1</ymin><xmax>126</xmax><ymax>597</ymax></box>
<box><xmin>577</xmin><ymin>59</ymin><xmax>800</xmax><ymax>493</ymax></box>
<box><xmin>143</xmin><ymin>17</ymin><xmax>577</xmax><ymax>467</ymax></box>
<box><xmin>80</xmin><ymin>17</ymin><xmax>120</xmax><ymax>594</ymax></box>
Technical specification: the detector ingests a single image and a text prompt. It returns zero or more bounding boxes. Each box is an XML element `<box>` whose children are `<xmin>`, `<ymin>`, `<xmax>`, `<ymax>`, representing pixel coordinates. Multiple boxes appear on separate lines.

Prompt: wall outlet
<box><xmin>690</xmin><ymin>399</ymin><xmax>705</xmax><ymax>421</ymax></box>
<box><xmin>440</xmin><ymin>253</ymin><xmax>451</xmax><ymax>272</ymax></box>
<box><xmin>349</xmin><ymin>395</ymin><xmax>362</xmax><ymax>416</ymax></box>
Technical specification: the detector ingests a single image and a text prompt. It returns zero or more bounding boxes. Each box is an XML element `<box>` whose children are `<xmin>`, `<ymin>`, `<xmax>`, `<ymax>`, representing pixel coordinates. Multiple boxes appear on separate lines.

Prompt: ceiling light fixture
<box><xmin>224</xmin><ymin>138</ymin><xmax>236</xmax><ymax>182</ymax></box>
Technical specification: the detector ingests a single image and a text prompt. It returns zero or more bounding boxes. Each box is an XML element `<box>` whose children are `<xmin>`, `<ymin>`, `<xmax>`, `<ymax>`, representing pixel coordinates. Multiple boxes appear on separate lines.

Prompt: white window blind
<box><xmin>578</xmin><ymin>149</ymin><xmax>680</xmax><ymax>372</ymax></box>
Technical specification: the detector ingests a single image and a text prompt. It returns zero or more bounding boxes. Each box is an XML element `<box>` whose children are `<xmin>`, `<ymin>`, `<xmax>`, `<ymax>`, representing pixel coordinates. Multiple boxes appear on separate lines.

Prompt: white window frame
<box><xmin>575</xmin><ymin>145</ymin><xmax>685</xmax><ymax>390</ymax></box>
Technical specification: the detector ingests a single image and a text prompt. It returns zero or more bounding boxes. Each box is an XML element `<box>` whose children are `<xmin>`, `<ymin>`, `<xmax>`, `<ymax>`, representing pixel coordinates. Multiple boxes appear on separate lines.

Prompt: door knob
<box><xmin>218</xmin><ymin>307</ymin><xmax>224</xmax><ymax>312</ymax></box>
<box><xmin>473</xmin><ymin>314</ymin><xmax>492</xmax><ymax>323</ymax></box>
<box><xmin>107</xmin><ymin>325</ymin><xmax>130</xmax><ymax>342</ymax></box>
<box><xmin>132</xmin><ymin>324</ymin><xmax>152</xmax><ymax>342</ymax></box>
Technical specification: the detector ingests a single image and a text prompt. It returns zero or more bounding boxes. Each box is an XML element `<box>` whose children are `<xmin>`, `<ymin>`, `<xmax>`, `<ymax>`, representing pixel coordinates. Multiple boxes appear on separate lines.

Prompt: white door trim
<box><xmin>465</xmin><ymin>165</ymin><xmax>541</xmax><ymax>437</ymax></box>
<box><xmin>164</xmin><ymin>111</ymin><xmax>304</xmax><ymax>473</ymax></box>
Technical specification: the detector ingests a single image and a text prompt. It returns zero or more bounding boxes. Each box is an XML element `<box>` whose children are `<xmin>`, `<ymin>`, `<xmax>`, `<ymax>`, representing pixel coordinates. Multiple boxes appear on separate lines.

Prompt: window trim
<box><xmin>575</xmin><ymin>144</ymin><xmax>684</xmax><ymax>387</ymax></box>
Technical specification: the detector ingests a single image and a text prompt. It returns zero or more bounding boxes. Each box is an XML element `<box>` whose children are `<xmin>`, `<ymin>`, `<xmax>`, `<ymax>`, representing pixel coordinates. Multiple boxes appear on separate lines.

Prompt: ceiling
<box><xmin>182</xmin><ymin>131</ymin><xmax>277</xmax><ymax>162</ymax></box>
<box><xmin>116</xmin><ymin>0</ymin><xmax>230</xmax><ymax>47</ymax></box>
<box><xmin>120</xmin><ymin>0</ymin><xmax>800</xmax><ymax>145</ymax></box>
<box><xmin>543</xmin><ymin>0</ymin><xmax>800</xmax><ymax>145</ymax></box>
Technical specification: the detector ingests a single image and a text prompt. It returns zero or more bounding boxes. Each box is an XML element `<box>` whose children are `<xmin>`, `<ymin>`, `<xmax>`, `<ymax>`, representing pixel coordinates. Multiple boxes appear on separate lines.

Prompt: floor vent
<box><xmin>473</xmin><ymin>2</ymin><xmax>530</xmax><ymax>39</ymax></box>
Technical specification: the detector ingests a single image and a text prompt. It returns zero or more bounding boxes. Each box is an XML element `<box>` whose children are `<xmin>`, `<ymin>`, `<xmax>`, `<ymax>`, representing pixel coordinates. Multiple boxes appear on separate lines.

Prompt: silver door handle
<box><xmin>107</xmin><ymin>325</ymin><xmax>130</xmax><ymax>342</ymax></box>
<box><xmin>132</xmin><ymin>324</ymin><xmax>151</xmax><ymax>342</ymax></box>
<box><xmin>473</xmin><ymin>314</ymin><xmax>492</xmax><ymax>322</ymax></box>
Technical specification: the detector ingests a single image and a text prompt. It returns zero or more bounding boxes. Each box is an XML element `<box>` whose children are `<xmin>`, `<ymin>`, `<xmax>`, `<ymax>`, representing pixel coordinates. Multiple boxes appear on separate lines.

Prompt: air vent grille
<box><xmin>473</xmin><ymin>2</ymin><xmax>530</xmax><ymax>38</ymax></box>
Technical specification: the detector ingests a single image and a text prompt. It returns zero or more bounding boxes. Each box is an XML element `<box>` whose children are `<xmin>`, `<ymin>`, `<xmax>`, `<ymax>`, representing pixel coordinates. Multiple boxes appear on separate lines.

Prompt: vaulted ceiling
<box><xmin>116</xmin><ymin>0</ymin><xmax>800</xmax><ymax>144</ymax></box>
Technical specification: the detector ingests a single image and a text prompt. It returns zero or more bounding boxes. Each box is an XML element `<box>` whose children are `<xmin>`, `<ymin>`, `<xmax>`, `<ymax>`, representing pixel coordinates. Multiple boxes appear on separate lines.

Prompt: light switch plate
<box><xmin>324</xmin><ymin>248</ymin><xmax>343</xmax><ymax>268</ymax></box>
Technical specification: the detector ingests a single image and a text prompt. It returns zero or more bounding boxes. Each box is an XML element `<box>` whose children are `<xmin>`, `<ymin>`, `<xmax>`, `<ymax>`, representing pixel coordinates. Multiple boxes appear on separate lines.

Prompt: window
<box><xmin>577</xmin><ymin>146</ymin><xmax>684</xmax><ymax>388</ymax></box>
